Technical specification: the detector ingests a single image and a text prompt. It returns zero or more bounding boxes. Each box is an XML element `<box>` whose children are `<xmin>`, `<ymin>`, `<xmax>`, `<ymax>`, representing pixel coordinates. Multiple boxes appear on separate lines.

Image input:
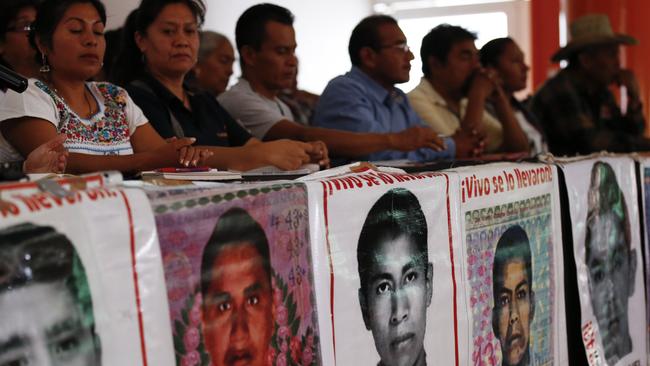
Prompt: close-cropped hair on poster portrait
<box><xmin>0</xmin><ymin>223</ymin><xmax>101</xmax><ymax>366</ymax></box>
<box><xmin>200</xmin><ymin>207</ymin><xmax>274</xmax><ymax>366</ymax></box>
<box><xmin>357</xmin><ymin>188</ymin><xmax>433</xmax><ymax>366</ymax></box>
<box><xmin>585</xmin><ymin>161</ymin><xmax>636</xmax><ymax>365</ymax></box>
<box><xmin>492</xmin><ymin>225</ymin><xmax>534</xmax><ymax>366</ymax></box>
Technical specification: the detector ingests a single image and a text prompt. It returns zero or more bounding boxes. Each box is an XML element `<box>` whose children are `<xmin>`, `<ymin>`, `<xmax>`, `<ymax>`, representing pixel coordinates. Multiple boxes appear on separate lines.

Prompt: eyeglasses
<box><xmin>379</xmin><ymin>42</ymin><xmax>411</xmax><ymax>54</ymax></box>
<box><xmin>6</xmin><ymin>22</ymin><xmax>32</xmax><ymax>33</ymax></box>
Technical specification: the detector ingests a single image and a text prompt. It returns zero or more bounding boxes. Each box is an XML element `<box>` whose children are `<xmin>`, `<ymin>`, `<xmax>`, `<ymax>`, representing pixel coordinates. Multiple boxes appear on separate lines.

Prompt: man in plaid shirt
<box><xmin>531</xmin><ymin>14</ymin><xmax>650</xmax><ymax>156</ymax></box>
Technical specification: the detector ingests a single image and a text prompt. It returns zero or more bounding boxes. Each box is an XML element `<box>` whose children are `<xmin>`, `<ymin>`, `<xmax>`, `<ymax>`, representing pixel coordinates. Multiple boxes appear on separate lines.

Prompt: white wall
<box><xmin>103</xmin><ymin>1</ymin><xmax>533</xmax><ymax>95</ymax></box>
<box><xmin>389</xmin><ymin>0</ymin><xmax>532</xmax><ymax>94</ymax></box>
<box><xmin>103</xmin><ymin>0</ymin><xmax>372</xmax><ymax>93</ymax></box>
<box><xmin>104</xmin><ymin>0</ymin><xmax>140</xmax><ymax>30</ymax></box>
<box><xmin>204</xmin><ymin>0</ymin><xmax>372</xmax><ymax>93</ymax></box>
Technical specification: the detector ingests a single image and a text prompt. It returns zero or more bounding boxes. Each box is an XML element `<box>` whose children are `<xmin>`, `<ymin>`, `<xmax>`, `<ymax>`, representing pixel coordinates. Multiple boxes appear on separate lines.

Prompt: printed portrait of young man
<box><xmin>492</xmin><ymin>225</ymin><xmax>535</xmax><ymax>366</ymax></box>
<box><xmin>200</xmin><ymin>208</ymin><xmax>275</xmax><ymax>366</ymax></box>
<box><xmin>357</xmin><ymin>188</ymin><xmax>433</xmax><ymax>366</ymax></box>
<box><xmin>585</xmin><ymin>162</ymin><xmax>637</xmax><ymax>365</ymax></box>
<box><xmin>0</xmin><ymin>223</ymin><xmax>101</xmax><ymax>366</ymax></box>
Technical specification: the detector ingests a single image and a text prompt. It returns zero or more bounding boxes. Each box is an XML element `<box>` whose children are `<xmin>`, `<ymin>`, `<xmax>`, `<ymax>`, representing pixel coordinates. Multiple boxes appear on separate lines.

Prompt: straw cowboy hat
<box><xmin>551</xmin><ymin>14</ymin><xmax>637</xmax><ymax>62</ymax></box>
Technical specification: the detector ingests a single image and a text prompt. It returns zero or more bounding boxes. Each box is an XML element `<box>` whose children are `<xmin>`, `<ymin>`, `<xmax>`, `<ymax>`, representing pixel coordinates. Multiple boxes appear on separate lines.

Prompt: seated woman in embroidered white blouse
<box><xmin>0</xmin><ymin>0</ymin><xmax>212</xmax><ymax>174</ymax></box>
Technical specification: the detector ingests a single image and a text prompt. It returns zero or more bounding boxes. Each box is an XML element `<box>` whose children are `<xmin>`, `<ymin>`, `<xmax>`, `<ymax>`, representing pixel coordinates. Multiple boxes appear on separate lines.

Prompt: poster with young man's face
<box><xmin>304</xmin><ymin>170</ymin><xmax>462</xmax><ymax>366</ymax></box>
<box><xmin>0</xmin><ymin>185</ymin><xmax>174</xmax><ymax>366</ymax></box>
<box><xmin>148</xmin><ymin>183</ymin><xmax>320</xmax><ymax>366</ymax></box>
<box><xmin>450</xmin><ymin>162</ymin><xmax>567</xmax><ymax>366</ymax></box>
<box><xmin>562</xmin><ymin>157</ymin><xmax>647</xmax><ymax>366</ymax></box>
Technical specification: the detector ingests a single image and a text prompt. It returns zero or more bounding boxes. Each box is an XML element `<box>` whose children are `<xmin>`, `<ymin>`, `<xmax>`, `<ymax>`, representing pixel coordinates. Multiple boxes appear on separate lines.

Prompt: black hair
<box><xmin>28</xmin><ymin>0</ymin><xmax>106</xmax><ymax>67</ymax></box>
<box><xmin>492</xmin><ymin>225</ymin><xmax>533</xmax><ymax>300</ymax></box>
<box><xmin>99</xmin><ymin>27</ymin><xmax>123</xmax><ymax>81</ymax></box>
<box><xmin>348</xmin><ymin>15</ymin><xmax>398</xmax><ymax>67</ymax></box>
<box><xmin>111</xmin><ymin>0</ymin><xmax>205</xmax><ymax>86</ymax></box>
<box><xmin>566</xmin><ymin>52</ymin><xmax>580</xmax><ymax>70</ymax></box>
<box><xmin>235</xmin><ymin>3</ymin><xmax>294</xmax><ymax>69</ymax></box>
<box><xmin>566</xmin><ymin>45</ymin><xmax>596</xmax><ymax>70</ymax></box>
<box><xmin>200</xmin><ymin>208</ymin><xmax>272</xmax><ymax>300</ymax></box>
<box><xmin>565</xmin><ymin>43</ymin><xmax>618</xmax><ymax>70</ymax></box>
<box><xmin>0</xmin><ymin>0</ymin><xmax>40</xmax><ymax>42</ymax></box>
<box><xmin>109</xmin><ymin>9</ymin><xmax>138</xmax><ymax>85</ymax></box>
<box><xmin>479</xmin><ymin>37</ymin><xmax>515</xmax><ymax>68</ymax></box>
<box><xmin>0</xmin><ymin>0</ymin><xmax>40</xmax><ymax>69</ymax></box>
<box><xmin>0</xmin><ymin>223</ymin><xmax>99</xmax><ymax>354</ymax></box>
<box><xmin>357</xmin><ymin>188</ymin><xmax>428</xmax><ymax>291</ymax></box>
<box><xmin>420</xmin><ymin>24</ymin><xmax>476</xmax><ymax>77</ymax></box>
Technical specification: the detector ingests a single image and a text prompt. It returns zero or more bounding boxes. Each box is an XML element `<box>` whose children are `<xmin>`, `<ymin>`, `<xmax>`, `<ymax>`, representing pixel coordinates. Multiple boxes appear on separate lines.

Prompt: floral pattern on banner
<box><xmin>269</xmin><ymin>272</ymin><xmax>319</xmax><ymax>366</ymax></box>
<box><xmin>465</xmin><ymin>194</ymin><xmax>555</xmax><ymax>366</ymax></box>
<box><xmin>172</xmin><ymin>289</ymin><xmax>210</xmax><ymax>366</ymax></box>
<box><xmin>35</xmin><ymin>80</ymin><xmax>131</xmax><ymax>144</ymax></box>
<box><xmin>150</xmin><ymin>184</ymin><xmax>320</xmax><ymax>366</ymax></box>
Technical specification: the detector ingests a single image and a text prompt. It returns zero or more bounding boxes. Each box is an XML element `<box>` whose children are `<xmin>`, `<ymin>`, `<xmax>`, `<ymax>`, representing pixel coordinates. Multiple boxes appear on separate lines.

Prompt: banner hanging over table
<box><xmin>148</xmin><ymin>183</ymin><xmax>321</xmax><ymax>366</ymax></box>
<box><xmin>638</xmin><ymin>157</ymin><xmax>650</xmax><ymax>360</ymax></box>
<box><xmin>449</xmin><ymin>162</ymin><xmax>568</xmax><ymax>366</ymax></box>
<box><xmin>561</xmin><ymin>156</ymin><xmax>647</xmax><ymax>366</ymax></box>
<box><xmin>0</xmin><ymin>186</ymin><xmax>174</xmax><ymax>366</ymax></box>
<box><xmin>0</xmin><ymin>171</ymin><xmax>122</xmax><ymax>195</ymax></box>
<box><xmin>305</xmin><ymin>169</ymin><xmax>463</xmax><ymax>366</ymax></box>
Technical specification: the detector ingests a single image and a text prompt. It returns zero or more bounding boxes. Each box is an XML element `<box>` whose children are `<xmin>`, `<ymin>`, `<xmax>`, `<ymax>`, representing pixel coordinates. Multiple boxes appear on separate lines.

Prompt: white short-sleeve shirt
<box><xmin>218</xmin><ymin>78</ymin><xmax>293</xmax><ymax>139</ymax></box>
<box><xmin>0</xmin><ymin>79</ymin><xmax>148</xmax><ymax>162</ymax></box>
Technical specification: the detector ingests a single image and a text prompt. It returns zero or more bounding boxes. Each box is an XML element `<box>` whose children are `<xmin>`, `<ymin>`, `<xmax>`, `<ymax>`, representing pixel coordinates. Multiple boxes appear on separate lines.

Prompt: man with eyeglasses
<box><xmin>219</xmin><ymin>5</ymin><xmax>480</xmax><ymax>164</ymax></box>
<box><xmin>0</xmin><ymin>0</ymin><xmax>40</xmax><ymax>93</ymax></box>
<box><xmin>408</xmin><ymin>24</ymin><xmax>528</xmax><ymax>154</ymax></box>
<box><xmin>312</xmin><ymin>15</ymin><xmax>484</xmax><ymax>162</ymax></box>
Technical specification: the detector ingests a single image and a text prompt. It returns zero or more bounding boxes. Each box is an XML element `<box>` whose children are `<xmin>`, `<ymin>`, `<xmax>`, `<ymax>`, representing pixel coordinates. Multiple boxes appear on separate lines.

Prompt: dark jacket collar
<box><xmin>137</xmin><ymin>73</ymin><xmax>195</xmax><ymax>107</ymax></box>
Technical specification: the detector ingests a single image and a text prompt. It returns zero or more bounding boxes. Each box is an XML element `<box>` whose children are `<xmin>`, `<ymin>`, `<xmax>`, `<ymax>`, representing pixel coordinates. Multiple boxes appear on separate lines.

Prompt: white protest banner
<box><xmin>561</xmin><ymin>156</ymin><xmax>647</xmax><ymax>366</ymax></box>
<box><xmin>305</xmin><ymin>168</ymin><xmax>462</xmax><ymax>366</ymax></box>
<box><xmin>637</xmin><ymin>156</ymin><xmax>650</xmax><ymax>360</ymax></box>
<box><xmin>148</xmin><ymin>183</ymin><xmax>321</xmax><ymax>366</ymax></box>
<box><xmin>0</xmin><ymin>187</ymin><xmax>174</xmax><ymax>366</ymax></box>
<box><xmin>448</xmin><ymin>162</ymin><xmax>568</xmax><ymax>366</ymax></box>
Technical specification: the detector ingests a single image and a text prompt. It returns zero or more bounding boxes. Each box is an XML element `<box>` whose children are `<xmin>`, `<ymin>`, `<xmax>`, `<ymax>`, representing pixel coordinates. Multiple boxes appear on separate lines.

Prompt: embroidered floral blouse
<box><xmin>0</xmin><ymin>79</ymin><xmax>148</xmax><ymax>162</ymax></box>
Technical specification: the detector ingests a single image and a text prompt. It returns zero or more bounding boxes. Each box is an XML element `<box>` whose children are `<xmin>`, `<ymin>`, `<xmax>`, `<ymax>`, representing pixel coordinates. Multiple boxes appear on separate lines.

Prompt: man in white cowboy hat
<box><xmin>531</xmin><ymin>14</ymin><xmax>650</xmax><ymax>156</ymax></box>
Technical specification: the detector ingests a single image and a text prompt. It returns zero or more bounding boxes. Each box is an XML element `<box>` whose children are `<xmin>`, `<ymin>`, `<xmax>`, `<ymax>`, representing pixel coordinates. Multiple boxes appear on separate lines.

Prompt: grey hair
<box><xmin>198</xmin><ymin>30</ymin><xmax>230</xmax><ymax>63</ymax></box>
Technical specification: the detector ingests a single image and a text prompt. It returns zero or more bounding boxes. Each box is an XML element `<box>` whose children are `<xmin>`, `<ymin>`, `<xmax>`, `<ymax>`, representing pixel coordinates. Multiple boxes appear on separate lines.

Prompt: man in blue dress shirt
<box><xmin>313</xmin><ymin>15</ymin><xmax>484</xmax><ymax>162</ymax></box>
<box><xmin>220</xmin><ymin>4</ymin><xmax>482</xmax><ymax>163</ymax></box>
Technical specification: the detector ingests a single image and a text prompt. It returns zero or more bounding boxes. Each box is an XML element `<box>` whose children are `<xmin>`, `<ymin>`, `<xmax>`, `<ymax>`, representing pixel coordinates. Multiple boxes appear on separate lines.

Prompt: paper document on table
<box><xmin>241</xmin><ymin>163</ymin><xmax>320</xmax><ymax>176</ymax></box>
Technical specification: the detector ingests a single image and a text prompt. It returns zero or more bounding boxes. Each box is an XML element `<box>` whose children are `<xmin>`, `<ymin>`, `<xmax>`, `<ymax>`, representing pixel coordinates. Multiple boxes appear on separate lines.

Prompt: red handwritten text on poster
<box><xmin>1</xmin><ymin>188</ymin><xmax>119</xmax><ymax>218</ymax></box>
<box><xmin>321</xmin><ymin>171</ymin><xmax>442</xmax><ymax>195</ymax></box>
